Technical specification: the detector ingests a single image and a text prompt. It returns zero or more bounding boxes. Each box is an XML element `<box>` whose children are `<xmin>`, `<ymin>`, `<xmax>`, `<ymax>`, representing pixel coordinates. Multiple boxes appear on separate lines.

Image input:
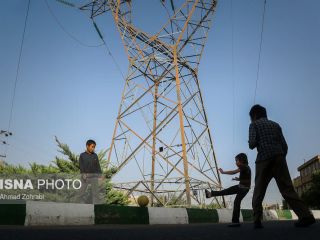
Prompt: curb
<box><xmin>0</xmin><ymin>202</ymin><xmax>319</xmax><ymax>226</ymax></box>
<box><xmin>0</xmin><ymin>204</ymin><xmax>26</xmax><ymax>225</ymax></box>
<box><xmin>25</xmin><ymin>201</ymin><xmax>94</xmax><ymax>226</ymax></box>
<box><xmin>187</xmin><ymin>208</ymin><xmax>219</xmax><ymax>223</ymax></box>
<box><xmin>148</xmin><ymin>207</ymin><xmax>188</xmax><ymax>224</ymax></box>
<box><xmin>95</xmin><ymin>204</ymin><xmax>149</xmax><ymax>224</ymax></box>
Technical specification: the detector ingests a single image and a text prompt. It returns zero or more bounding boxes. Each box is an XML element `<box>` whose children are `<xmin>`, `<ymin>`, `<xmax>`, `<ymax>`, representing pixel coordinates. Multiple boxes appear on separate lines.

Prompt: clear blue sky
<box><xmin>1</xmin><ymin>0</ymin><xmax>319</xmax><ymax>207</ymax></box>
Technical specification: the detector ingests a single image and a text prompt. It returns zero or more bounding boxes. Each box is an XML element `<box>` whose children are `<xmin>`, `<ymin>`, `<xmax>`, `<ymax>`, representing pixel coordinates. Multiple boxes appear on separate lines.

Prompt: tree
<box><xmin>53</xmin><ymin>136</ymin><xmax>81</xmax><ymax>173</ymax></box>
<box><xmin>0</xmin><ymin>161</ymin><xmax>30</xmax><ymax>174</ymax></box>
<box><xmin>301</xmin><ymin>171</ymin><xmax>320</xmax><ymax>209</ymax></box>
<box><xmin>0</xmin><ymin>137</ymin><xmax>129</xmax><ymax>205</ymax></box>
<box><xmin>53</xmin><ymin>136</ymin><xmax>129</xmax><ymax>205</ymax></box>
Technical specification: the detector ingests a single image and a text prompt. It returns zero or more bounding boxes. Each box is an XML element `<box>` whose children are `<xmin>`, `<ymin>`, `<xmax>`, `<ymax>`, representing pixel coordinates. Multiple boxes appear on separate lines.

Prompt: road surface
<box><xmin>0</xmin><ymin>221</ymin><xmax>319</xmax><ymax>240</ymax></box>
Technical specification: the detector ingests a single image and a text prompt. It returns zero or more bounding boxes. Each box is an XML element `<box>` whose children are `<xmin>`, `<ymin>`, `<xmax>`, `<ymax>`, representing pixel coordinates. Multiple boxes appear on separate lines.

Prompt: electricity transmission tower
<box><xmin>79</xmin><ymin>0</ymin><xmax>225</xmax><ymax>207</ymax></box>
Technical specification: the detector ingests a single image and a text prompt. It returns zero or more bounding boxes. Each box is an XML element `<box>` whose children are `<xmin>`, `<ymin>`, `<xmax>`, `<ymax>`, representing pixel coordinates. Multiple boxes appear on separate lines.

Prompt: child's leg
<box><xmin>232</xmin><ymin>188</ymin><xmax>249</xmax><ymax>223</ymax></box>
<box><xmin>211</xmin><ymin>185</ymin><xmax>239</xmax><ymax>197</ymax></box>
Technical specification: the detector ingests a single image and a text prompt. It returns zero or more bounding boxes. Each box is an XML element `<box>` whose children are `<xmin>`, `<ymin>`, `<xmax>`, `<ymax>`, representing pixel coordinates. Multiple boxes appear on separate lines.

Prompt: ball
<box><xmin>137</xmin><ymin>195</ymin><xmax>149</xmax><ymax>207</ymax></box>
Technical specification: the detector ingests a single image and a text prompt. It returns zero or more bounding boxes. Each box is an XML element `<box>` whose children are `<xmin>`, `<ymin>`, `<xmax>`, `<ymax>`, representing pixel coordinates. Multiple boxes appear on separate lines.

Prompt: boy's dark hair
<box><xmin>86</xmin><ymin>139</ymin><xmax>96</xmax><ymax>146</ymax></box>
<box><xmin>249</xmin><ymin>104</ymin><xmax>267</xmax><ymax>120</ymax></box>
<box><xmin>235</xmin><ymin>153</ymin><xmax>248</xmax><ymax>165</ymax></box>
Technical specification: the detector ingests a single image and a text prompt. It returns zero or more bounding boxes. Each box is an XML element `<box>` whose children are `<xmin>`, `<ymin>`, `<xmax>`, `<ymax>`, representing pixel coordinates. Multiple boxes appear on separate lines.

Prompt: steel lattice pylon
<box><xmin>80</xmin><ymin>0</ymin><xmax>225</xmax><ymax>207</ymax></box>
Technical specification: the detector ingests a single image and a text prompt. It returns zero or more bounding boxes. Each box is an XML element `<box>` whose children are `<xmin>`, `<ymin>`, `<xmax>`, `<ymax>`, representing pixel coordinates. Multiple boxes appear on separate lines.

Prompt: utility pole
<box><xmin>78</xmin><ymin>0</ymin><xmax>225</xmax><ymax>207</ymax></box>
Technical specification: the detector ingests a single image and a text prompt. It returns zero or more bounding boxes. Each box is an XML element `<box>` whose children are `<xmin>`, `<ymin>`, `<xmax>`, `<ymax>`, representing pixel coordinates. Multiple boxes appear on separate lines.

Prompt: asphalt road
<box><xmin>0</xmin><ymin>221</ymin><xmax>319</xmax><ymax>240</ymax></box>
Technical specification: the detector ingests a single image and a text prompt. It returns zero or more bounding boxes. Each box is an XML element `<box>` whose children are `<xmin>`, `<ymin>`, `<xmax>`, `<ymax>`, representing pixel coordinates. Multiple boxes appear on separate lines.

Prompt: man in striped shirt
<box><xmin>248</xmin><ymin>105</ymin><xmax>315</xmax><ymax>228</ymax></box>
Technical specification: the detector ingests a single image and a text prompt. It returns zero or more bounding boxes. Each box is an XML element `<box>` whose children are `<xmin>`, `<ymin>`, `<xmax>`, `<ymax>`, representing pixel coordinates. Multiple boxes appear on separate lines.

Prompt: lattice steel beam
<box><xmin>79</xmin><ymin>0</ymin><xmax>225</xmax><ymax>207</ymax></box>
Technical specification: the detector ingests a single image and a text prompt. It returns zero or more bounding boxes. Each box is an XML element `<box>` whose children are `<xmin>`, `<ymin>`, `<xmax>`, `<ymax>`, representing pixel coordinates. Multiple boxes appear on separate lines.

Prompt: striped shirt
<box><xmin>249</xmin><ymin>118</ymin><xmax>288</xmax><ymax>162</ymax></box>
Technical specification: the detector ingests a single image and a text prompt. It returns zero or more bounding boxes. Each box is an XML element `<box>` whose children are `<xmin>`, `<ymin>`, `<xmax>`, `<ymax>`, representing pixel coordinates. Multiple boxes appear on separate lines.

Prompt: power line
<box><xmin>49</xmin><ymin>0</ymin><xmax>125</xmax><ymax>79</ymax></box>
<box><xmin>45</xmin><ymin>0</ymin><xmax>104</xmax><ymax>48</ymax></box>
<box><xmin>92</xmin><ymin>20</ymin><xmax>126</xmax><ymax>80</ymax></box>
<box><xmin>253</xmin><ymin>0</ymin><xmax>267</xmax><ymax>104</ymax></box>
<box><xmin>7</xmin><ymin>0</ymin><xmax>30</xmax><ymax>132</ymax></box>
<box><xmin>230</xmin><ymin>0</ymin><xmax>236</xmax><ymax>145</ymax></box>
<box><xmin>4</xmin><ymin>0</ymin><xmax>31</xmax><ymax>158</ymax></box>
<box><xmin>3</xmin><ymin>1</ymin><xmax>124</xmax><ymax>162</ymax></box>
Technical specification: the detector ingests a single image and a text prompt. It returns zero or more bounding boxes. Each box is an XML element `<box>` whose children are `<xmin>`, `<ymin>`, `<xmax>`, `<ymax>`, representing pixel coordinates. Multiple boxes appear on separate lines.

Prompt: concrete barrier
<box><xmin>95</xmin><ymin>204</ymin><xmax>149</xmax><ymax>224</ymax></box>
<box><xmin>290</xmin><ymin>210</ymin><xmax>298</xmax><ymax>220</ymax></box>
<box><xmin>216</xmin><ymin>208</ymin><xmax>243</xmax><ymax>223</ymax></box>
<box><xmin>0</xmin><ymin>204</ymin><xmax>26</xmax><ymax>225</ymax></box>
<box><xmin>276</xmin><ymin>210</ymin><xmax>292</xmax><ymax>220</ymax></box>
<box><xmin>1</xmin><ymin>201</ymin><xmax>320</xmax><ymax>225</ymax></box>
<box><xmin>186</xmin><ymin>208</ymin><xmax>218</xmax><ymax>223</ymax></box>
<box><xmin>25</xmin><ymin>201</ymin><xmax>94</xmax><ymax>226</ymax></box>
<box><xmin>263</xmin><ymin>210</ymin><xmax>278</xmax><ymax>220</ymax></box>
<box><xmin>148</xmin><ymin>207</ymin><xmax>188</xmax><ymax>224</ymax></box>
<box><xmin>312</xmin><ymin>210</ymin><xmax>320</xmax><ymax>219</ymax></box>
<box><xmin>241</xmin><ymin>209</ymin><xmax>254</xmax><ymax>222</ymax></box>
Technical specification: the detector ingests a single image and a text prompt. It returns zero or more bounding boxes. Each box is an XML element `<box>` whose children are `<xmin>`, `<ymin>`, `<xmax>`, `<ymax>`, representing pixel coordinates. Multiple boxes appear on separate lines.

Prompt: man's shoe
<box><xmin>254</xmin><ymin>221</ymin><xmax>263</xmax><ymax>229</ymax></box>
<box><xmin>228</xmin><ymin>222</ymin><xmax>241</xmax><ymax>227</ymax></box>
<box><xmin>294</xmin><ymin>217</ymin><xmax>316</xmax><ymax>228</ymax></box>
<box><xmin>205</xmin><ymin>189</ymin><xmax>211</xmax><ymax>198</ymax></box>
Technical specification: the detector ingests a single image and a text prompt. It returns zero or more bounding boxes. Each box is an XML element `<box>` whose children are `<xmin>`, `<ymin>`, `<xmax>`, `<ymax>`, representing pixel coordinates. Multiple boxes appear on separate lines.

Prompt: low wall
<box><xmin>0</xmin><ymin>202</ymin><xmax>319</xmax><ymax>226</ymax></box>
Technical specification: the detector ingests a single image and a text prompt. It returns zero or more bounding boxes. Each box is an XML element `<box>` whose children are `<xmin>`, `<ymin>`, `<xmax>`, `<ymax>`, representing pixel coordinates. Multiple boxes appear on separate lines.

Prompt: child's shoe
<box><xmin>205</xmin><ymin>189</ymin><xmax>212</xmax><ymax>198</ymax></box>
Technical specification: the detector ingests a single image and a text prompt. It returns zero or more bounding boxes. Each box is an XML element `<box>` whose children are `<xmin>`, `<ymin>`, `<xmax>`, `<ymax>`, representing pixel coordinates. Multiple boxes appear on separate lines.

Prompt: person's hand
<box><xmin>218</xmin><ymin>168</ymin><xmax>224</xmax><ymax>174</ymax></box>
<box><xmin>98</xmin><ymin>176</ymin><xmax>105</xmax><ymax>184</ymax></box>
<box><xmin>82</xmin><ymin>174</ymin><xmax>87</xmax><ymax>182</ymax></box>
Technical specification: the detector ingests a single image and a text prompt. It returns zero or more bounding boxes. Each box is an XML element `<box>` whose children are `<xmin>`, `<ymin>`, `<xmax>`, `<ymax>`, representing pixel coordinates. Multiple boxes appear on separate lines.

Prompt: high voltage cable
<box><xmin>52</xmin><ymin>0</ymin><xmax>126</xmax><ymax>79</ymax></box>
<box><xmin>253</xmin><ymin>0</ymin><xmax>267</xmax><ymax>104</ymax></box>
<box><xmin>100</xmin><ymin>32</ymin><xmax>127</xmax><ymax>80</ymax></box>
<box><xmin>230</xmin><ymin>0</ymin><xmax>236</xmax><ymax>145</ymax></box>
<box><xmin>3</xmin><ymin>0</ymin><xmax>124</xmax><ymax>160</ymax></box>
<box><xmin>92</xmin><ymin>21</ymin><xmax>126</xmax><ymax>80</ymax></box>
<box><xmin>45</xmin><ymin>0</ymin><xmax>104</xmax><ymax>48</ymax></box>
<box><xmin>4</xmin><ymin>0</ymin><xmax>31</xmax><ymax>158</ymax></box>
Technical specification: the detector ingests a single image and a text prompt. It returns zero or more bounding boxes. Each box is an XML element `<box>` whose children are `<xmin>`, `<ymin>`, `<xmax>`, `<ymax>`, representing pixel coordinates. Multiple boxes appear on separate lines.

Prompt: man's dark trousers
<box><xmin>211</xmin><ymin>185</ymin><xmax>249</xmax><ymax>223</ymax></box>
<box><xmin>252</xmin><ymin>154</ymin><xmax>312</xmax><ymax>222</ymax></box>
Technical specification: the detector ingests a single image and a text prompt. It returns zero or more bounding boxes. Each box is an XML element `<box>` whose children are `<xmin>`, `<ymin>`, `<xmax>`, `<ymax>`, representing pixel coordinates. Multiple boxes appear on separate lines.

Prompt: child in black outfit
<box><xmin>205</xmin><ymin>153</ymin><xmax>251</xmax><ymax>227</ymax></box>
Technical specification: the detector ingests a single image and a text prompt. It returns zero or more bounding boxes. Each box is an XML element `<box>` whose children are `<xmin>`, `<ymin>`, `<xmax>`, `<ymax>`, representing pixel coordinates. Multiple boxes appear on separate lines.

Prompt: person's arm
<box><xmin>95</xmin><ymin>155</ymin><xmax>102</xmax><ymax>174</ymax></box>
<box><xmin>219</xmin><ymin>168</ymin><xmax>240</xmax><ymax>175</ymax></box>
<box><xmin>248</xmin><ymin>123</ymin><xmax>257</xmax><ymax>149</ymax></box>
<box><xmin>279</xmin><ymin>126</ymin><xmax>288</xmax><ymax>156</ymax></box>
<box><xmin>79</xmin><ymin>154</ymin><xmax>84</xmax><ymax>173</ymax></box>
<box><xmin>97</xmin><ymin>163</ymin><xmax>102</xmax><ymax>174</ymax></box>
<box><xmin>79</xmin><ymin>154</ymin><xmax>87</xmax><ymax>180</ymax></box>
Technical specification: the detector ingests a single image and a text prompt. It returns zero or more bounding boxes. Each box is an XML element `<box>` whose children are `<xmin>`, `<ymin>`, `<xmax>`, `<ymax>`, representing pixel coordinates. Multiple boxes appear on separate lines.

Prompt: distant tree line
<box><xmin>282</xmin><ymin>171</ymin><xmax>320</xmax><ymax>210</ymax></box>
<box><xmin>301</xmin><ymin>171</ymin><xmax>320</xmax><ymax>209</ymax></box>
